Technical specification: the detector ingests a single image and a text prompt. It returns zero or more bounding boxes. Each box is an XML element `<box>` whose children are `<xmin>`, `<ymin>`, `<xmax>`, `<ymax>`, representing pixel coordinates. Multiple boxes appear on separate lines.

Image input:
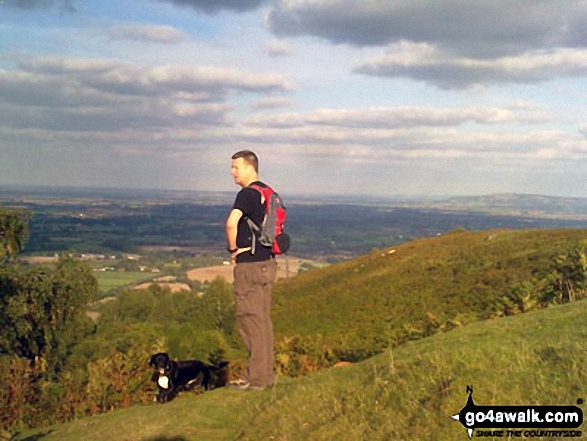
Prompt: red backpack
<box><xmin>246</xmin><ymin>184</ymin><xmax>290</xmax><ymax>255</ymax></box>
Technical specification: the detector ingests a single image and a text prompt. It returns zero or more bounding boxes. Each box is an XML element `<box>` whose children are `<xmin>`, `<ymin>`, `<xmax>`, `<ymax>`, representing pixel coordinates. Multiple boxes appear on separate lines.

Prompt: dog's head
<box><xmin>149</xmin><ymin>352</ymin><xmax>171</xmax><ymax>374</ymax></box>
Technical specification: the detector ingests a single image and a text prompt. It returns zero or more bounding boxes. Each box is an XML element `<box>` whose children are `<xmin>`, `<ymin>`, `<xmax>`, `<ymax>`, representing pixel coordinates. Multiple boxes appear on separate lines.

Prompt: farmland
<box><xmin>4</xmin><ymin>187</ymin><xmax>587</xmax><ymax>266</ymax></box>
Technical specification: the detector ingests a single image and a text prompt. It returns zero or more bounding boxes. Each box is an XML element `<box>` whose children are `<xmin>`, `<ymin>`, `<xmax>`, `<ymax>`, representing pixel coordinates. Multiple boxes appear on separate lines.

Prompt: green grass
<box><xmin>94</xmin><ymin>271</ymin><xmax>153</xmax><ymax>294</ymax></box>
<box><xmin>12</xmin><ymin>229</ymin><xmax>587</xmax><ymax>440</ymax></box>
<box><xmin>15</xmin><ymin>300</ymin><xmax>587</xmax><ymax>441</ymax></box>
<box><xmin>272</xmin><ymin>229</ymin><xmax>587</xmax><ymax>360</ymax></box>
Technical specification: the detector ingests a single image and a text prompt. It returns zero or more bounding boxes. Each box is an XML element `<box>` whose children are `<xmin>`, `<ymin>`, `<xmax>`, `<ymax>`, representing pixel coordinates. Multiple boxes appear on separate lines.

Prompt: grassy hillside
<box><xmin>9</xmin><ymin>228</ymin><xmax>587</xmax><ymax>440</ymax></box>
<box><xmin>14</xmin><ymin>298</ymin><xmax>587</xmax><ymax>441</ymax></box>
<box><xmin>272</xmin><ymin>229</ymin><xmax>587</xmax><ymax>366</ymax></box>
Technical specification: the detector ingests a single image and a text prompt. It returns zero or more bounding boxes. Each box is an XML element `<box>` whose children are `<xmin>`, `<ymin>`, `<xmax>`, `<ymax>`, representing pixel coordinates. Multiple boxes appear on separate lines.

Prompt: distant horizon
<box><xmin>1</xmin><ymin>183</ymin><xmax>587</xmax><ymax>203</ymax></box>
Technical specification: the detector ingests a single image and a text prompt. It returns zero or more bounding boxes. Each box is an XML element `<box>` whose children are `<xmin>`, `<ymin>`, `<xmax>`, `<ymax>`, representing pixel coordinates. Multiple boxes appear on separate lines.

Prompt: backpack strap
<box><xmin>244</xmin><ymin>183</ymin><xmax>271</xmax><ymax>255</ymax></box>
<box><xmin>245</xmin><ymin>218</ymin><xmax>260</xmax><ymax>255</ymax></box>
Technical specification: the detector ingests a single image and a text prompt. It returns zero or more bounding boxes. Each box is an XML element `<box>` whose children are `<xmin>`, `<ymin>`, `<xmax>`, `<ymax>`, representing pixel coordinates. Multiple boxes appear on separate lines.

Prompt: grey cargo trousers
<box><xmin>233</xmin><ymin>258</ymin><xmax>278</xmax><ymax>388</ymax></box>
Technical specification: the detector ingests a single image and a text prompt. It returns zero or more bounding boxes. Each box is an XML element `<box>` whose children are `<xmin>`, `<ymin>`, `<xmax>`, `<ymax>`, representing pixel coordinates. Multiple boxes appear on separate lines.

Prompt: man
<box><xmin>225</xmin><ymin>150</ymin><xmax>278</xmax><ymax>391</ymax></box>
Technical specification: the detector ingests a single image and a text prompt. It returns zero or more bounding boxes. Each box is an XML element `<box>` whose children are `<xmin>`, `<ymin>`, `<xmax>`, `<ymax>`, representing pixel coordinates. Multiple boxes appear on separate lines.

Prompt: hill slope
<box><xmin>15</xmin><ymin>299</ymin><xmax>587</xmax><ymax>441</ymax></box>
<box><xmin>272</xmin><ymin>229</ymin><xmax>587</xmax><ymax>364</ymax></box>
<box><xmin>12</xmin><ymin>228</ymin><xmax>587</xmax><ymax>440</ymax></box>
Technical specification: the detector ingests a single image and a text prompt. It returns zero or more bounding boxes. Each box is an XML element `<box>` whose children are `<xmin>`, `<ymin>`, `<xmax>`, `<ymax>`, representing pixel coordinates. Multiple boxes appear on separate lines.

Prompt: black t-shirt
<box><xmin>232</xmin><ymin>181</ymin><xmax>273</xmax><ymax>263</ymax></box>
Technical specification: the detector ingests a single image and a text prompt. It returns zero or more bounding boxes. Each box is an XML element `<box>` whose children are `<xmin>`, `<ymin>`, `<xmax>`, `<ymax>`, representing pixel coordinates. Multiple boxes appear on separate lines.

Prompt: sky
<box><xmin>1</xmin><ymin>0</ymin><xmax>587</xmax><ymax>197</ymax></box>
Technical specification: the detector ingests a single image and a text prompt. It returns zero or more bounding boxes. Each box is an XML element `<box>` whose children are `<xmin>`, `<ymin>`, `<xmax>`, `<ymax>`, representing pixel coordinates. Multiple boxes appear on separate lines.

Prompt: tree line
<box><xmin>0</xmin><ymin>206</ymin><xmax>237</xmax><ymax>436</ymax></box>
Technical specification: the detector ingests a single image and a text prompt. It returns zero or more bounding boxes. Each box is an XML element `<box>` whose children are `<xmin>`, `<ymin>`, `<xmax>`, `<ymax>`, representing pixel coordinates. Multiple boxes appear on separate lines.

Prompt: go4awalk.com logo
<box><xmin>451</xmin><ymin>386</ymin><xmax>583</xmax><ymax>438</ymax></box>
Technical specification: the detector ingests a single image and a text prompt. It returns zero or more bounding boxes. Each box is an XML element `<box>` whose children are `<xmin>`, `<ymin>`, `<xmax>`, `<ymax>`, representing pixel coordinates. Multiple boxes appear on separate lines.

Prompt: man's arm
<box><xmin>225</xmin><ymin>208</ymin><xmax>243</xmax><ymax>253</ymax></box>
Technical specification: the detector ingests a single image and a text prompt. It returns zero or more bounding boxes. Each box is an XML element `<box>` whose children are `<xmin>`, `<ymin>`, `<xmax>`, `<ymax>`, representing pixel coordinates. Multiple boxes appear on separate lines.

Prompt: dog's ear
<box><xmin>150</xmin><ymin>353</ymin><xmax>163</xmax><ymax>366</ymax></box>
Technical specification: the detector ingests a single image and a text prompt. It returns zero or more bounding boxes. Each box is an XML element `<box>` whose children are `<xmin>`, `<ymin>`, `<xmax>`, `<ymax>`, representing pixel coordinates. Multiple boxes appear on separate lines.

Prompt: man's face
<box><xmin>231</xmin><ymin>157</ymin><xmax>252</xmax><ymax>187</ymax></box>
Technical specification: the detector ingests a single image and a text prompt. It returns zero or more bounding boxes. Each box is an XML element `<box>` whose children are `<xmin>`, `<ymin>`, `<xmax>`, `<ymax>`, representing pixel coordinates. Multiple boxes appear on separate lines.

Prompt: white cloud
<box><xmin>4</xmin><ymin>1</ymin><xmax>587</xmax><ymax>196</ymax></box>
<box><xmin>250</xmin><ymin>96</ymin><xmax>295</xmax><ymax>109</ymax></box>
<box><xmin>243</xmin><ymin>105</ymin><xmax>551</xmax><ymax>129</ymax></box>
<box><xmin>0</xmin><ymin>55</ymin><xmax>293</xmax><ymax>134</ymax></box>
<box><xmin>6</xmin><ymin>0</ymin><xmax>76</xmax><ymax>12</ymax></box>
<box><xmin>267</xmin><ymin>39</ymin><xmax>293</xmax><ymax>57</ymax></box>
<box><xmin>108</xmin><ymin>24</ymin><xmax>186</xmax><ymax>44</ymax></box>
<box><xmin>15</xmin><ymin>56</ymin><xmax>293</xmax><ymax>96</ymax></box>
<box><xmin>236</xmin><ymin>120</ymin><xmax>566</xmax><ymax>152</ymax></box>
<box><xmin>355</xmin><ymin>42</ymin><xmax>587</xmax><ymax>89</ymax></box>
<box><xmin>265</xmin><ymin>0</ymin><xmax>587</xmax><ymax>57</ymax></box>
<box><xmin>157</xmin><ymin>0</ymin><xmax>266</xmax><ymax>14</ymax></box>
<box><xmin>263</xmin><ymin>1</ymin><xmax>587</xmax><ymax>90</ymax></box>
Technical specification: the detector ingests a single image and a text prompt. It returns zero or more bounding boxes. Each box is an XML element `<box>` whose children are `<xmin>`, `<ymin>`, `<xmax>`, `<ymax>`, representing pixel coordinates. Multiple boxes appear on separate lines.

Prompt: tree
<box><xmin>0</xmin><ymin>257</ymin><xmax>99</xmax><ymax>373</ymax></box>
<box><xmin>0</xmin><ymin>207</ymin><xmax>31</xmax><ymax>263</ymax></box>
<box><xmin>539</xmin><ymin>247</ymin><xmax>587</xmax><ymax>305</ymax></box>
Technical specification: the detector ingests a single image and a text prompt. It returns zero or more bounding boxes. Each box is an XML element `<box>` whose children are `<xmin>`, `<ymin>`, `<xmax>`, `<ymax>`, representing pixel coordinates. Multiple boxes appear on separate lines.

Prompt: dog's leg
<box><xmin>202</xmin><ymin>369</ymin><xmax>211</xmax><ymax>391</ymax></box>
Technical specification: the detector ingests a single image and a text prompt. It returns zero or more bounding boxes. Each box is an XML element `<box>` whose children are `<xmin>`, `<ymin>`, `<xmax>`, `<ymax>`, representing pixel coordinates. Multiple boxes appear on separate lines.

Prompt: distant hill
<box><xmin>423</xmin><ymin>193</ymin><xmax>587</xmax><ymax>217</ymax></box>
<box><xmin>4</xmin><ymin>187</ymin><xmax>587</xmax><ymax>261</ymax></box>
<box><xmin>272</xmin><ymin>228</ymin><xmax>587</xmax><ymax>366</ymax></box>
<box><xmin>15</xmin><ymin>295</ymin><xmax>587</xmax><ymax>441</ymax></box>
<box><xmin>3</xmin><ymin>186</ymin><xmax>587</xmax><ymax>215</ymax></box>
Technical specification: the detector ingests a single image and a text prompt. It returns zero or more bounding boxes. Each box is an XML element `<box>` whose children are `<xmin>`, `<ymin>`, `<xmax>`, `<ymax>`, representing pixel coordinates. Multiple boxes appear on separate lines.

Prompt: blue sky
<box><xmin>1</xmin><ymin>0</ymin><xmax>587</xmax><ymax>197</ymax></box>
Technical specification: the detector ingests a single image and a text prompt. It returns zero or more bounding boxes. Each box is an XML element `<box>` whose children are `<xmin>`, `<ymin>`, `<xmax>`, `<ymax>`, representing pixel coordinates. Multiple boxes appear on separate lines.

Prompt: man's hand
<box><xmin>230</xmin><ymin>249</ymin><xmax>238</xmax><ymax>266</ymax></box>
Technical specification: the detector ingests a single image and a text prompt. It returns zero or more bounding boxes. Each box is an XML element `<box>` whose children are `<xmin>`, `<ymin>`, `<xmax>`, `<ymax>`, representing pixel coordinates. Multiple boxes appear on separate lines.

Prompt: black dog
<box><xmin>149</xmin><ymin>352</ymin><xmax>228</xmax><ymax>403</ymax></box>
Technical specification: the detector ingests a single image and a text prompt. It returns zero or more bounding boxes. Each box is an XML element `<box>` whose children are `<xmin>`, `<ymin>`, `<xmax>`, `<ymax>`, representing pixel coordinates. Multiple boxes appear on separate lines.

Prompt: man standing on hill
<box><xmin>225</xmin><ymin>150</ymin><xmax>278</xmax><ymax>391</ymax></box>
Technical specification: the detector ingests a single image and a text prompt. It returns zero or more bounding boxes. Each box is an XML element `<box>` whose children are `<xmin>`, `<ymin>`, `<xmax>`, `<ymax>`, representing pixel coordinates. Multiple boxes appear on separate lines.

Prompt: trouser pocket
<box><xmin>233</xmin><ymin>260</ymin><xmax>276</xmax><ymax>316</ymax></box>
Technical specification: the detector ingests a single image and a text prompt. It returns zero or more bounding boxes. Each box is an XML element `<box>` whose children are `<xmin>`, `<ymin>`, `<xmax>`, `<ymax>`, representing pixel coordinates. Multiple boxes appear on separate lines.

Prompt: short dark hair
<box><xmin>232</xmin><ymin>150</ymin><xmax>259</xmax><ymax>173</ymax></box>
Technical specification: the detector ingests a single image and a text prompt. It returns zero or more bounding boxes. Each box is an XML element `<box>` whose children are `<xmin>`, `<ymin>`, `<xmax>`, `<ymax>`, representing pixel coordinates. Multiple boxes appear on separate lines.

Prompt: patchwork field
<box><xmin>186</xmin><ymin>256</ymin><xmax>315</xmax><ymax>283</ymax></box>
<box><xmin>94</xmin><ymin>271</ymin><xmax>153</xmax><ymax>294</ymax></box>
